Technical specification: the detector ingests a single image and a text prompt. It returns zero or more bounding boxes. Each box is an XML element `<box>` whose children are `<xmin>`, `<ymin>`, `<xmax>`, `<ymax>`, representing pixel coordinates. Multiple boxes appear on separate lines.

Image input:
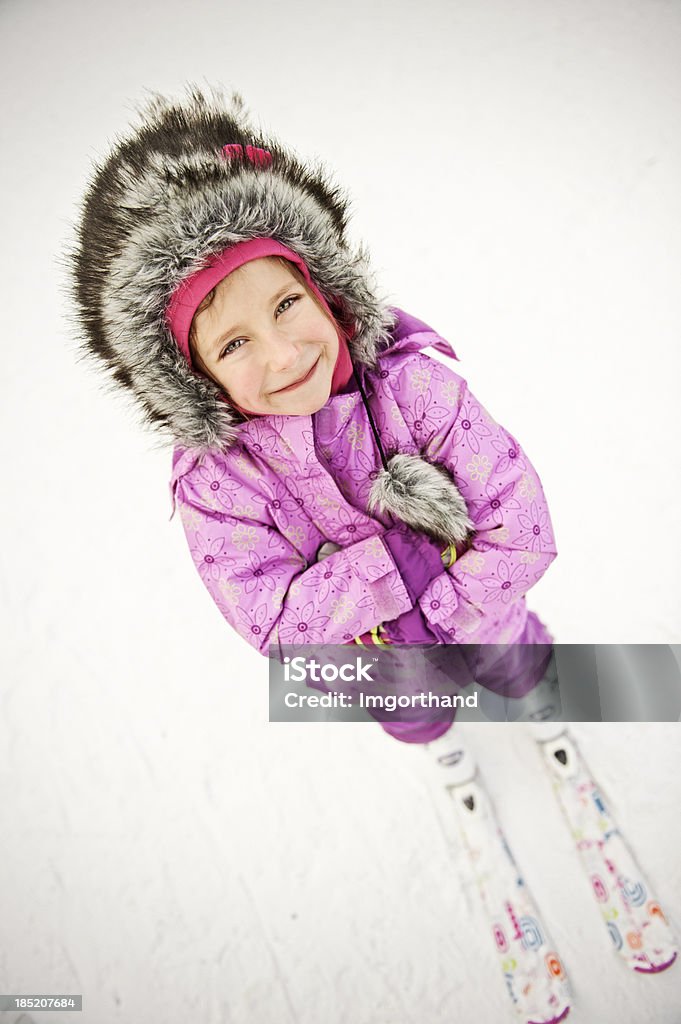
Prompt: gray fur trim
<box><xmin>64</xmin><ymin>82</ymin><xmax>396</xmax><ymax>451</ymax></box>
<box><xmin>368</xmin><ymin>454</ymin><xmax>475</xmax><ymax>546</ymax></box>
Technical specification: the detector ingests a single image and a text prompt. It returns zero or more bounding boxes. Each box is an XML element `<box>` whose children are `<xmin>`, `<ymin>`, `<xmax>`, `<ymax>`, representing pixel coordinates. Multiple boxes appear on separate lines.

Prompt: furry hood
<box><xmin>65</xmin><ymin>83</ymin><xmax>395</xmax><ymax>451</ymax></box>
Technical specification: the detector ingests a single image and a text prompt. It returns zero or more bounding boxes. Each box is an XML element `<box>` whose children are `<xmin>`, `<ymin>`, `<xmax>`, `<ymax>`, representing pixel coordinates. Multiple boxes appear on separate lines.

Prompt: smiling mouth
<box><xmin>272</xmin><ymin>357</ymin><xmax>320</xmax><ymax>394</ymax></box>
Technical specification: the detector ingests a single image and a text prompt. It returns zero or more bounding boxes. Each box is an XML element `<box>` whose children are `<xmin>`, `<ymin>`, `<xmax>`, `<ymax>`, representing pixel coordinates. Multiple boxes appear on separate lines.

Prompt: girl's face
<box><xmin>191</xmin><ymin>258</ymin><xmax>340</xmax><ymax>416</ymax></box>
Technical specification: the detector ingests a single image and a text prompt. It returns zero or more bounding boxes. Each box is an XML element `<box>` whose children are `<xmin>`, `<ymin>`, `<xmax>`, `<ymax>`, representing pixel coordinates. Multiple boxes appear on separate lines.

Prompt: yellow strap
<box><xmin>441</xmin><ymin>543</ymin><xmax>458</xmax><ymax>568</ymax></box>
<box><xmin>371</xmin><ymin>625</ymin><xmax>391</xmax><ymax>646</ymax></box>
<box><xmin>377</xmin><ymin>624</ymin><xmax>392</xmax><ymax>645</ymax></box>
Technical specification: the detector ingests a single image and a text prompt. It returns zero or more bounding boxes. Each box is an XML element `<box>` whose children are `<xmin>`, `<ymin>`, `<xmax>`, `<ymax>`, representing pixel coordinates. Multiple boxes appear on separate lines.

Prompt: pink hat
<box><xmin>166</xmin><ymin>238</ymin><xmax>338</xmax><ymax>365</ymax></box>
<box><xmin>165</xmin><ymin>237</ymin><xmax>354</xmax><ymax>412</ymax></box>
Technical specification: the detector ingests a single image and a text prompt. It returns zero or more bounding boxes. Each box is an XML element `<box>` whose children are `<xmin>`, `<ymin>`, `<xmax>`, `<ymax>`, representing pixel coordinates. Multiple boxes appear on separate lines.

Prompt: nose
<box><xmin>262</xmin><ymin>331</ymin><xmax>300</xmax><ymax>374</ymax></box>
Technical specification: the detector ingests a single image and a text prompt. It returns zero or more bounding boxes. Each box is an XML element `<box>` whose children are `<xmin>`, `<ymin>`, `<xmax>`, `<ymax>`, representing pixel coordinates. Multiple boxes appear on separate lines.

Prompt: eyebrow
<box><xmin>209</xmin><ymin>283</ymin><xmax>295</xmax><ymax>354</ymax></box>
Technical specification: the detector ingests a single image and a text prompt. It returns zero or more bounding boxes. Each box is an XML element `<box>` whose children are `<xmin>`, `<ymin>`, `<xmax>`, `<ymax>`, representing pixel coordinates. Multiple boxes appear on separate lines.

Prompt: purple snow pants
<box><xmin>376</xmin><ymin>611</ymin><xmax>554</xmax><ymax>744</ymax></box>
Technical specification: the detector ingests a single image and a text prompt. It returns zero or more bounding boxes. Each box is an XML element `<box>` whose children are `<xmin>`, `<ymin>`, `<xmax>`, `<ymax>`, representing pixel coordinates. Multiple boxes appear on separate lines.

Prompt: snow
<box><xmin>1</xmin><ymin>0</ymin><xmax>681</xmax><ymax>1021</ymax></box>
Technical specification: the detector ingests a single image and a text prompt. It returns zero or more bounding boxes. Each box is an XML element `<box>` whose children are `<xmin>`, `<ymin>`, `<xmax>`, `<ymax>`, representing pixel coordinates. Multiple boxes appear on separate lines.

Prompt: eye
<box><xmin>219</xmin><ymin>337</ymin><xmax>247</xmax><ymax>359</ymax></box>
<box><xmin>276</xmin><ymin>294</ymin><xmax>300</xmax><ymax>316</ymax></box>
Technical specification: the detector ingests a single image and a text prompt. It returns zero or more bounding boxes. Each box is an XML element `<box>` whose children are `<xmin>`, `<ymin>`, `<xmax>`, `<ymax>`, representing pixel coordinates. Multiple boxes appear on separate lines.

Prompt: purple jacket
<box><xmin>169</xmin><ymin>310</ymin><xmax>557</xmax><ymax>654</ymax></box>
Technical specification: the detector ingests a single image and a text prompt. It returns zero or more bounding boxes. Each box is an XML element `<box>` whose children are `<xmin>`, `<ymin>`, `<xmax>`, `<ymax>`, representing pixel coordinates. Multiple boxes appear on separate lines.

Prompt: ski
<box><xmin>445</xmin><ymin>766</ymin><xmax>572</xmax><ymax>1023</ymax></box>
<box><xmin>533</xmin><ymin>727</ymin><xmax>678</xmax><ymax>974</ymax></box>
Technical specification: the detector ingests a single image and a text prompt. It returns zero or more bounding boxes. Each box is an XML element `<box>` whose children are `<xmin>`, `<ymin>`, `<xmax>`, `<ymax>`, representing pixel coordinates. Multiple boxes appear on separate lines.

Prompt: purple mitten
<box><xmin>383</xmin><ymin>604</ymin><xmax>438</xmax><ymax>644</ymax></box>
<box><xmin>382</xmin><ymin>525</ymin><xmax>445</xmax><ymax>604</ymax></box>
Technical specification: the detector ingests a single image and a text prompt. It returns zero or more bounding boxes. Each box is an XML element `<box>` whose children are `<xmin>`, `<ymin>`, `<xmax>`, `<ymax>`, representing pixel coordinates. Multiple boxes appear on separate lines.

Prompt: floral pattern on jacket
<box><xmin>169</xmin><ymin>309</ymin><xmax>557</xmax><ymax>654</ymax></box>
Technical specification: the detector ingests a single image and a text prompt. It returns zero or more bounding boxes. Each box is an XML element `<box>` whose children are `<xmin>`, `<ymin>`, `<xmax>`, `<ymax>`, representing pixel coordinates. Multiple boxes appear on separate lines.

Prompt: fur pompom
<box><xmin>368</xmin><ymin>453</ymin><xmax>475</xmax><ymax>546</ymax></box>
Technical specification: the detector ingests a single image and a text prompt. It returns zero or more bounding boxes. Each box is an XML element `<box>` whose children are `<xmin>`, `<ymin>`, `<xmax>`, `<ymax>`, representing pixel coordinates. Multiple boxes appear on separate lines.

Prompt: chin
<box><xmin>277</xmin><ymin>386</ymin><xmax>331</xmax><ymax>416</ymax></box>
<box><xmin>279</xmin><ymin>400</ymin><xmax>327</xmax><ymax>416</ymax></box>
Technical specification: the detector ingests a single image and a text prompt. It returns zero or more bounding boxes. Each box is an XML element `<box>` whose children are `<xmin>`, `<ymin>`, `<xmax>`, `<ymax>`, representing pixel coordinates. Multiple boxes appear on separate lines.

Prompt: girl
<box><xmin>68</xmin><ymin>88</ymin><xmax>681</xmax><ymax>1023</ymax></box>
<box><xmin>68</xmin><ymin>83</ymin><xmax>558</xmax><ymax>744</ymax></box>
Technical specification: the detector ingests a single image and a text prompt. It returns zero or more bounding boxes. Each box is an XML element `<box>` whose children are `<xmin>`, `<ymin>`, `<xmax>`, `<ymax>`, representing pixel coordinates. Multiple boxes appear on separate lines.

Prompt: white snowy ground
<box><xmin>2</xmin><ymin>685</ymin><xmax>681</xmax><ymax>1024</ymax></box>
<box><xmin>1</xmin><ymin>0</ymin><xmax>681</xmax><ymax>1022</ymax></box>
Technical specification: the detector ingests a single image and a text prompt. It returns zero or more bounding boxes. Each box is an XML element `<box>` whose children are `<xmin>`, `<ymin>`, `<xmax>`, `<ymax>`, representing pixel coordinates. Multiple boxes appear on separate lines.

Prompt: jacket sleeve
<box><xmin>171</xmin><ymin>469</ymin><xmax>413</xmax><ymax>656</ymax></box>
<box><xmin>389</xmin><ymin>349</ymin><xmax>558</xmax><ymax>641</ymax></box>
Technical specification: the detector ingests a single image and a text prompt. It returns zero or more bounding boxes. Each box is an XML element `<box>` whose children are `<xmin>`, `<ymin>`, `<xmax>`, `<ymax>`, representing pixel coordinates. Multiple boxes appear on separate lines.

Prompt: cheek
<box><xmin>317</xmin><ymin>319</ymin><xmax>339</xmax><ymax>358</ymax></box>
<box><xmin>217</xmin><ymin>363</ymin><xmax>260</xmax><ymax>402</ymax></box>
<box><xmin>303</xmin><ymin>309</ymin><xmax>338</xmax><ymax>345</ymax></box>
